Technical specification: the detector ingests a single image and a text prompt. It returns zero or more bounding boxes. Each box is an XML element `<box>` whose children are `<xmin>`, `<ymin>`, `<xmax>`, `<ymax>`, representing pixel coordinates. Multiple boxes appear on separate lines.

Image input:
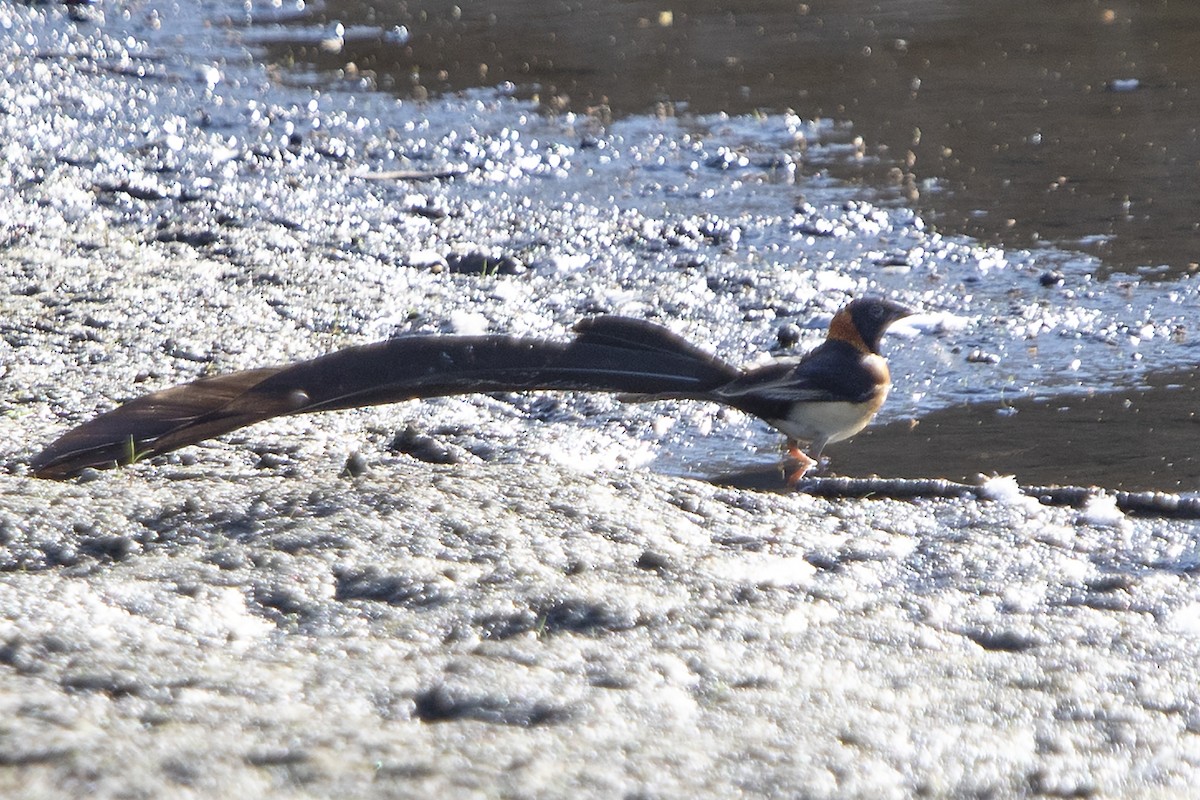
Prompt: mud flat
<box><xmin>3</xmin><ymin>2</ymin><xmax>1200</xmax><ymax>797</ymax></box>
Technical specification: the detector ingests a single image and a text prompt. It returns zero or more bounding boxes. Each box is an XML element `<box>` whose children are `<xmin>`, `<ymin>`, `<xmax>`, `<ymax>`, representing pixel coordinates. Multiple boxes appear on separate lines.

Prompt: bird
<box><xmin>709</xmin><ymin>295</ymin><xmax>912</xmax><ymax>479</ymax></box>
<box><xmin>29</xmin><ymin>296</ymin><xmax>912</xmax><ymax>480</ymax></box>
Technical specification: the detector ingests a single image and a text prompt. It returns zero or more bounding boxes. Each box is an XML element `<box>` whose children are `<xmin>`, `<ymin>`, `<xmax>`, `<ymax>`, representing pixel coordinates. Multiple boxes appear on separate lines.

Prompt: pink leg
<box><xmin>784</xmin><ymin>440</ymin><xmax>817</xmax><ymax>486</ymax></box>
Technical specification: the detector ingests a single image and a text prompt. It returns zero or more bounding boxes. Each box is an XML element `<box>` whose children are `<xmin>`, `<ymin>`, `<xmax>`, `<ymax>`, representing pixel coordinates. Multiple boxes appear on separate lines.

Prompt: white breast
<box><xmin>770</xmin><ymin>353</ymin><xmax>891</xmax><ymax>447</ymax></box>
<box><xmin>771</xmin><ymin>394</ymin><xmax>886</xmax><ymax>444</ymax></box>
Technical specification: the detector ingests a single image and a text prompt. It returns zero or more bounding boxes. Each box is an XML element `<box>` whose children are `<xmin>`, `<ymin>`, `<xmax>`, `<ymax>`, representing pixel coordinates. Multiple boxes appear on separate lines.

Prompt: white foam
<box><xmin>978</xmin><ymin>475</ymin><xmax>1024</xmax><ymax>504</ymax></box>
<box><xmin>717</xmin><ymin>555</ymin><xmax>816</xmax><ymax>588</ymax></box>
<box><xmin>449</xmin><ymin>310</ymin><xmax>490</xmax><ymax>336</ymax></box>
<box><xmin>1078</xmin><ymin>494</ymin><xmax>1125</xmax><ymax>527</ymax></box>
<box><xmin>891</xmin><ymin>311</ymin><xmax>970</xmax><ymax>338</ymax></box>
<box><xmin>978</xmin><ymin>475</ymin><xmax>1043</xmax><ymax>513</ymax></box>
<box><xmin>1167</xmin><ymin>602</ymin><xmax>1200</xmax><ymax>636</ymax></box>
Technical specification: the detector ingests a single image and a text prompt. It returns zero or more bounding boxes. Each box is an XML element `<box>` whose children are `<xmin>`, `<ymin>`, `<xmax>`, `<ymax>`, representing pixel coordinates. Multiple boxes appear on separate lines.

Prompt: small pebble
<box><xmin>967</xmin><ymin>349</ymin><xmax>1001</xmax><ymax>364</ymax></box>
<box><xmin>776</xmin><ymin>323</ymin><xmax>803</xmax><ymax>349</ymax></box>
<box><xmin>342</xmin><ymin>451</ymin><xmax>368</xmax><ymax>478</ymax></box>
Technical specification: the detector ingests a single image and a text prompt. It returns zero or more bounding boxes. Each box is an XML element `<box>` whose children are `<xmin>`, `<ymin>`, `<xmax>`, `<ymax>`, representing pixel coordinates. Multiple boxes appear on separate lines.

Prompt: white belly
<box><xmin>771</xmin><ymin>382</ymin><xmax>890</xmax><ymax>446</ymax></box>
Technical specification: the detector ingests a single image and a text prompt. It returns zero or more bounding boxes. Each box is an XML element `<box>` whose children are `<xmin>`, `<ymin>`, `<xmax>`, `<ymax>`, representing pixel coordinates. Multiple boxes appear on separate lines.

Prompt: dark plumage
<box><xmin>30</xmin><ymin>297</ymin><xmax>912</xmax><ymax>480</ymax></box>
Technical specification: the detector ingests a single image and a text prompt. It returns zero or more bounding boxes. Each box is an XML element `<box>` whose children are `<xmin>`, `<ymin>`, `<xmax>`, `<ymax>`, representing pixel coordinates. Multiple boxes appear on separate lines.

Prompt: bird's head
<box><xmin>827</xmin><ymin>296</ymin><xmax>913</xmax><ymax>354</ymax></box>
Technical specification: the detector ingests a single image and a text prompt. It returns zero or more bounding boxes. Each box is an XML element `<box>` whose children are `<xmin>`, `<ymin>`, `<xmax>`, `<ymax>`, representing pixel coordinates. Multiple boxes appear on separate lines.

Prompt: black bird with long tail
<box><xmin>30</xmin><ymin>297</ymin><xmax>912</xmax><ymax>480</ymax></box>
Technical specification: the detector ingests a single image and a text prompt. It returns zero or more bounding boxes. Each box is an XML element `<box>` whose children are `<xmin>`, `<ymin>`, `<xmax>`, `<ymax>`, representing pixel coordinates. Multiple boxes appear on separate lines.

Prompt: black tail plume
<box><xmin>31</xmin><ymin>317</ymin><xmax>739</xmax><ymax>479</ymax></box>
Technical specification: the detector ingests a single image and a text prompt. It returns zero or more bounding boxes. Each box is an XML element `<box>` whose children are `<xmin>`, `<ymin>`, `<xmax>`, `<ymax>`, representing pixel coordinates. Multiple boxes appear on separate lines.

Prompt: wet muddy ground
<box><xmin>240</xmin><ymin>0</ymin><xmax>1200</xmax><ymax>494</ymax></box>
<box><xmin>725</xmin><ymin>369</ymin><xmax>1200</xmax><ymax>493</ymax></box>
<box><xmin>250</xmin><ymin>0</ymin><xmax>1200</xmax><ymax>278</ymax></box>
<box><xmin>6</xmin><ymin>2</ymin><xmax>1200</xmax><ymax>798</ymax></box>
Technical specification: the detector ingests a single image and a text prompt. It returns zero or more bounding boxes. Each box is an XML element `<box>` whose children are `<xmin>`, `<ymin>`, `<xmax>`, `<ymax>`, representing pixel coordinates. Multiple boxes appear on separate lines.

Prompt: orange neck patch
<box><xmin>826</xmin><ymin>309</ymin><xmax>871</xmax><ymax>354</ymax></box>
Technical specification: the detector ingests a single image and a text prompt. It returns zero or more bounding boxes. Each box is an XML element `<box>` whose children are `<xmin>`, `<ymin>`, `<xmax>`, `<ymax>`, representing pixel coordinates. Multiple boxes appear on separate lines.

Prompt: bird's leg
<box><xmin>785</xmin><ymin>439</ymin><xmax>815</xmax><ymax>465</ymax></box>
<box><xmin>783</xmin><ymin>439</ymin><xmax>817</xmax><ymax>486</ymax></box>
<box><xmin>809</xmin><ymin>439</ymin><xmax>831</xmax><ymax>474</ymax></box>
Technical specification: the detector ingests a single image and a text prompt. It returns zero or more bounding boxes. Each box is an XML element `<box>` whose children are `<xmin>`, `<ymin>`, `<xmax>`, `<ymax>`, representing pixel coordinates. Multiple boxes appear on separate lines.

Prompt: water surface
<box><xmin>248</xmin><ymin>0</ymin><xmax>1200</xmax><ymax>277</ymax></box>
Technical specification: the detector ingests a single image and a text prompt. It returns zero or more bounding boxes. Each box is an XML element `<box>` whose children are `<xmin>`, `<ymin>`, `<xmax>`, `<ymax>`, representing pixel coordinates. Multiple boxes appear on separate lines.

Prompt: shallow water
<box><xmin>248</xmin><ymin>0</ymin><xmax>1200</xmax><ymax>278</ymax></box>
<box><xmin>845</xmin><ymin>367</ymin><xmax>1200</xmax><ymax>492</ymax></box>
<box><xmin>714</xmin><ymin>368</ymin><xmax>1200</xmax><ymax>493</ymax></box>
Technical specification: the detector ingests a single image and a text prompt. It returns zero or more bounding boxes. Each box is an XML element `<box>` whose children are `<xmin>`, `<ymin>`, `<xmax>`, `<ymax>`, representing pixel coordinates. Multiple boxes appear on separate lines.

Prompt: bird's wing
<box><xmin>714</xmin><ymin>361</ymin><xmax>850</xmax><ymax>403</ymax></box>
<box><xmin>714</xmin><ymin>343</ymin><xmax>879</xmax><ymax>405</ymax></box>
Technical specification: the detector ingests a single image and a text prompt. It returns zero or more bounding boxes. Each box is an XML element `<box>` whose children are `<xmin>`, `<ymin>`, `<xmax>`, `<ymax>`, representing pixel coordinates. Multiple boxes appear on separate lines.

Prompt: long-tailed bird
<box><xmin>30</xmin><ymin>297</ymin><xmax>912</xmax><ymax>480</ymax></box>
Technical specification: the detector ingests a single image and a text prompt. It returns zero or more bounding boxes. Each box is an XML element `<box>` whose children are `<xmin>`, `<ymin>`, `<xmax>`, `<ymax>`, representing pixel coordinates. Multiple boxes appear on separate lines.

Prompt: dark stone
<box><xmin>635</xmin><ymin>549</ymin><xmax>671</xmax><ymax>572</ymax></box>
<box><xmin>390</xmin><ymin>425</ymin><xmax>462</xmax><ymax>464</ymax></box>
<box><xmin>61</xmin><ymin>671</ymin><xmax>143</xmax><ymax>697</ymax></box>
<box><xmin>245</xmin><ymin>748</ymin><xmax>311</xmax><ymax>766</ymax></box>
<box><xmin>341</xmin><ymin>451</ymin><xmax>368</xmax><ymax>477</ymax></box>
<box><xmin>254</xmin><ymin>452</ymin><xmax>289</xmax><ymax>470</ymax></box>
<box><xmin>776</xmin><ymin>323</ymin><xmax>802</xmax><ymax>349</ymax></box>
<box><xmin>477</xmin><ymin>596</ymin><xmax>638</xmax><ymax>640</ymax></box>
<box><xmin>79</xmin><ymin>535</ymin><xmax>135</xmax><ymax>562</ymax></box>
<box><xmin>412</xmin><ymin>684</ymin><xmax>572</xmax><ymax>726</ymax></box>
<box><xmin>254</xmin><ymin>586</ymin><xmax>311</xmax><ymax>617</ymax></box>
<box><xmin>966</xmin><ymin>349</ymin><xmax>1001</xmax><ymax>364</ymax></box>
<box><xmin>804</xmin><ymin>551</ymin><xmax>842</xmax><ymax>572</ymax></box>
<box><xmin>966</xmin><ymin>629</ymin><xmax>1039</xmax><ymax>652</ymax></box>
<box><xmin>334</xmin><ymin>568</ymin><xmax>447</xmax><ymax>607</ymax></box>
<box><xmin>156</xmin><ymin>227</ymin><xmax>222</xmax><ymax>247</ymax></box>
<box><xmin>444</xmin><ymin>251</ymin><xmax>524</xmax><ymax>276</ymax></box>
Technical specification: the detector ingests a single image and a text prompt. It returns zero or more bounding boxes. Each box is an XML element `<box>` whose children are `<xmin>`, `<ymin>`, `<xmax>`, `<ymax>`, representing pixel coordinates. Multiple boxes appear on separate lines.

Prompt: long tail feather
<box><xmin>31</xmin><ymin>317</ymin><xmax>740</xmax><ymax>479</ymax></box>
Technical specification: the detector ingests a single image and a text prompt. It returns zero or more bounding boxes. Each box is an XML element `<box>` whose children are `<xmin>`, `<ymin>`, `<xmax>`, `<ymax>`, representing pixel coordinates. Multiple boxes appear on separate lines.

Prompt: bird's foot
<box><xmin>783</xmin><ymin>442</ymin><xmax>818</xmax><ymax>487</ymax></box>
